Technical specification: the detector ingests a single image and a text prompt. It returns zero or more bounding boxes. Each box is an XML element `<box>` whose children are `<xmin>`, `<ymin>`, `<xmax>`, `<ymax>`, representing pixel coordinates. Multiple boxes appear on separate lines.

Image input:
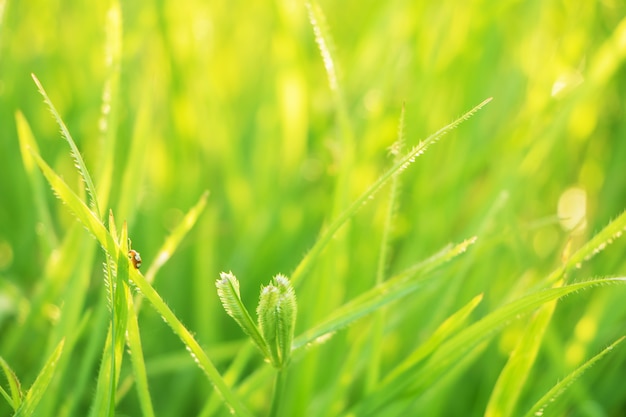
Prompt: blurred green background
<box><xmin>1</xmin><ymin>0</ymin><xmax>626</xmax><ymax>415</ymax></box>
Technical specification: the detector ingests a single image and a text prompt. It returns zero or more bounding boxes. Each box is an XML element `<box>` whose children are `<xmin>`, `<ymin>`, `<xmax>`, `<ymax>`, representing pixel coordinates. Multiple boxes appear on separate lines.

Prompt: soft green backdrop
<box><xmin>1</xmin><ymin>0</ymin><xmax>625</xmax><ymax>416</ymax></box>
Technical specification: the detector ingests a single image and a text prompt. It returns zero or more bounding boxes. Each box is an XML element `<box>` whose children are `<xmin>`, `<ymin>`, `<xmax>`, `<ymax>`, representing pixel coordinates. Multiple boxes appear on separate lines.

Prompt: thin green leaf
<box><xmin>421</xmin><ymin>279</ymin><xmax>626</xmax><ymax>385</ymax></box>
<box><xmin>14</xmin><ymin>339</ymin><xmax>65</xmax><ymax>417</ymax></box>
<box><xmin>29</xmin><ymin>148</ymin><xmax>117</xmax><ymax>257</ymax></box>
<box><xmin>488</xmin><ymin>210</ymin><xmax>626</xmax><ymax>416</ymax></box>
<box><xmin>0</xmin><ymin>356</ymin><xmax>22</xmax><ymax>410</ymax></box>
<box><xmin>15</xmin><ymin>111</ymin><xmax>59</xmax><ymax>252</ymax></box>
<box><xmin>367</xmin><ymin>105</ymin><xmax>406</xmax><ymax>390</ymax></box>
<box><xmin>354</xmin><ymin>278</ymin><xmax>626</xmax><ymax>415</ymax></box>
<box><xmin>124</xmin><ymin>293</ymin><xmax>156</xmax><ymax>417</ymax></box>
<box><xmin>522</xmin><ymin>336</ymin><xmax>626</xmax><ymax>417</ymax></box>
<box><xmin>94</xmin><ymin>0</ymin><xmax>122</xmax><ymax>211</ymax></box>
<box><xmin>547</xmin><ymin>210</ymin><xmax>626</xmax><ymax>285</ymax></box>
<box><xmin>290</xmin><ymin>98</ymin><xmax>492</xmax><ymax>286</ymax></box>
<box><xmin>292</xmin><ymin>237</ymin><xmax>477</xmax><ymax>351</ymax></box>
<box><xmin>305</xmin><ymin>0</ymin><xmax>353</xmax><ymax>151</ymax></box>
<box><xmin>144</xmin><ymin>190</ymin><xmax>210</xmax><ymax>285</ymax></box>
<box><xmin>350</xmin><ymin>294</ymin><xmax>484</xmax><ymax>416</ymax></box>
<box><xmin>31</xmin><ymin>73</ymin><xmax>102</xmax><ymax>218</ymax></box>
<box><xmin>129</xmin><ymin>267</ymin><xmax>254</xmax><ymax>417</ymax></box>
<box><xmin>383</xmin><ymin>293</ymin><xmax>483</xmax><ymax>386</ymax></box>
<box><xmin>485</xmin><ymin>289</ymin><xmax>558</xmax><ymax>417</ymax></box>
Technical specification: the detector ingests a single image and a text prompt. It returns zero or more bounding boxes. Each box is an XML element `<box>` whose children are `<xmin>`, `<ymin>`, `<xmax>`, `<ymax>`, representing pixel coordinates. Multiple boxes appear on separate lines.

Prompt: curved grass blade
<box><xmin>292</xmin><ymin>237</ymin><xmax>477</xmax><ymax>351</ymax></box>
<box><xmin>382</xmin><ymin>293</ymin><xmax>483</xmax><ymax>386</ymax></box>
<box><xmin>367</xmin><ymin>105</ymin><xmax>406</xmax><ymax>390</ymax></box>
<box><xmin>352</xmin><ymin>277</ymin><xmax>626</xmax><ymax>415</ymax></box>
<box><xmin>290</xmin><ymin>98</ymin><xmax>492</xmax><ymax>286</ymax></box>
<box><xmin>15</xmin><ymin>111</ymin><xmax>59</xmax><ymax>252</ymax></box>
<box><xmin>485</xmin><ymin>291</ymin><xmax>557</xmax><ymax>417</ymax></box>
<box><xmin>0</xmin><ymin>356</ymin><xmax>22</xmax><ymax>410</ymax></box>
<box><xmin>144</xmin><ymin>190</ymin><xmax>210</xmax><ymax>285</ymax></box>
<box><xmin>124</xmin><ymin>294</ymin><xmax>155</xmax><ymax>417</ymax></box>
<box><xmin>31</xmin><ymin>74</ymin><xmax>102</xmax><ymax>218</ymax></box>
<box><xmin>487</xmin><ymin>210</ymin><xmax>626</xmax><ymax>416</ymax></box>
<box><xmin>29</xmin><ymin>148</ymin><xmax>117</xmax><ymax>256</ymax></box>
<box><xmin>132</xmin><ymin>190</ymin><xmax>209</xmax><ymax>312</ymax></box>
<box><xmin>14</xmin><ymin>339</ymin><xmax>65</xmax><ymax>417</ymax></box>
<box><xmin>128</xmin><ymin>267</ymin><xmax>254</xmax><ymax>417</ymax></box>
<box><xmin>31</xmin><ymin>146</ymin><xmax>249</xmax><ymax>416</ymax></box>
<box><xmin>306</xmin><ymin>0</ymin><xmax>353</xmax><ymax>151</ymax></box>
<box><xmin>522</xmin><ymin>336</ymin><xmax>625</xmax><ymax>417</ymax></box>
<box><xmin>546</xmin><ymin>210</ymin><xmax>626</xmax><ymax>285</ymax></box>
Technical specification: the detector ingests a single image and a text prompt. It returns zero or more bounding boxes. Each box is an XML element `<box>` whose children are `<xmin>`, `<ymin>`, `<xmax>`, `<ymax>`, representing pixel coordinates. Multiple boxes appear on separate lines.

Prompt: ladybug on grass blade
<box><xmin>127</xmin><ymin>238</ymin><xmax>142</xmax><ymax>269</ymax></box>
<box><xmin>128</xmin><ymin>249</ymin><xmax>142</xmax><ymax>269</ymax></box>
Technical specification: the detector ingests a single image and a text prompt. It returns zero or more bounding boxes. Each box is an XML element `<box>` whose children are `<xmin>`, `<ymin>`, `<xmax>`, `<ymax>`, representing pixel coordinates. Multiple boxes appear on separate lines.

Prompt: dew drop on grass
<box><xmin>185</xmin><ymin>344</ymin><xmax>204</xmax><ymax>370</ymax></box>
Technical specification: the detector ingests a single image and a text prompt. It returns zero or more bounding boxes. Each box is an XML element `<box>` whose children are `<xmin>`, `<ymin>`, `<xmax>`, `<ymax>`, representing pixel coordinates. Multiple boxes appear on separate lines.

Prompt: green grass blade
<box><xmin>292</xmin><ymin>237</ymin><xmax>477</xmax><ymax>351</ymax></box>
<box><xmin>90</xmin><ymin>220</ymin><xmax>127</xmax><ymax>417</ymax></box>
<box><xmin>29</xmin><ymin>148</ymin><xmax>117</xmax><ymax>256</ymax></box>
<box><xmin>30</xmin><ymin>144</ymin><xmax>244</xmax><ymax>414</ymax></box>
<box><xmin>547</xmin><ymin>210</ymin><xmax>626</xmax><ymax>285</ymax></box>
<box><xmin>487</xmin><ymin>211</ymin><xmax>626</xmax><ymax>416</ymax></box>
<box><xmin>128</xmin><ymin>267</ymin><xmax>254</xmax><ymax>417</ymax></box>
<box><xmin>124</xmin><ymin>292</ymin><xmax>155</xmax><ymax>417</ymax></box>
<box><xmin>14</xmin><ymin>339</ymin><xmax>65</xmax><ymax>417</ymax></box>
<box><xmin>31</xmin><ymin>73</ymin><xmax>102</xmax><ymax>218</ymax></box>
<box><xmin>94</xmin><ymin>0</ymin><xmax>122</xmax><ymax>211</ymax></box>
<box><xmin>485</xmin><ymin>292</ymin><xmax>558</xmax><ymax>417</ymax></box>
<box><xmin>418</xmin><ymin>279</ymin><xmax>626</xmax><ymax>388</ymax></box>
<box><xmin>305</xmin><ymin>0</ymin><xmax>354</xmax><ymax>154</ymax></box>
<box><xmin>15</xmin><ymin>111</ymin><xmax>59</xmax><ymax>253</ymax></box>
<box><xmin>90</xmin><ymin>327</ymin><xmax>116</xmax><ymax>417</ymax></box>
<box><xmin>354</xmin><ymin>278</ymin><xmax>626</xmax><ymax>414</ymax></box>
<box><xmin>351</xmin><ymin>294</ymin><xmax>483</xmax><ymax>416</ymax></box>
<box><xmin>143</xmin><ymin>190</ymin><xmax>210</xmax><ymax>285</ymax></box>
<box><xmin>290</xmin><ymin>98</ymin><xmax>492</xmax><ymax>286</ymax></box>
<box><xmin>382</xmin><ymin>293</ymin><xmax>483</xmax><ymax>386</ymax></box>
<box><xmin>367</xmin><ymin>105</ymin><xmax>406</xmax><ymax>390</ymax></box>
<box><xmin>0</xmin><ymin>356</ymin><xmax>22</xmax><ymax>410</ymax></box>
<box><xmin>522</xmin><ymin>336</ymin><xmax>626</xmax><ymax>417</ymax></box>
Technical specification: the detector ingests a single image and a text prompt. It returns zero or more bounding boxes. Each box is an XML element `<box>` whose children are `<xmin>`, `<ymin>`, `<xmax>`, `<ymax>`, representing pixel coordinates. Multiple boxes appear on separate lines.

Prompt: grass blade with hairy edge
<box><xmin>15</xmin><ymin>111</ymin><xmax>59</xmax><ymax>253</ymax></box>
<box><xmin>31</xmin><ymin>74</ymin><xmax>103</xmax><ymax>218</ymax></box>
<box><xmin>345</xmin><ymin>294</ymin><xmax>484</xmax><ymax>416</ymax></box>
<box><xmin>382</xmin><ymin>294</ymin><xmax>483</xmax><ymax>386</ymax></box>
<box><xmin>221</xmin><ymin>238</ymin><xmax>480</xmax><ymax>411</ymax></box>
<box><xmin>14</xmin><ymin>339</ymin><xmax>65</xmax><ymax>417</ymax></box>
<box><xmin>30</xmin><ymin>145</ymin><xmax>251</xmax><ymax>416</ymax></box>
<box><xmin>29</xmin><ymin>149</ymin><xmax>117</xmax><ymax>256</ymax></box>
<box><xmin>0</xmin><ymin>356</ymin><xmax>22</xmax><ymax>411</ymax></box>
<box><xmin>124</xmin><ymin>294</ymin><xmax>156</xmax><ymax>417</ymax></box>
<box><xmin>366</xmin><ymin>105</ymin><xmax>406</xmax><ymax>391</ymax></box>
<box><xmin>290</xmin><ymin>98</ymin><xmax>492</xmax><ymax>286</ymax></box>
<box><xmin>292</xmin><ymin>237</ymin><xmax>477</xmax><ymax>351</ymax></box>
<box><xmin>352</xmin><ymin>277</ymin><xmax>626</xmax><ymax>415</ymax></box>
<box><xmin>127</xmin><ymin>267</ymin><xmax>254</xmax><ymax>417</ymax></box>
<box><xmin>485</xmin><ymin>293</ymin><xmax>557</xmax><ymax>417</ymax></box>
<box><xmin>546</xmin><ymin>210</ymin><xmax>626</xmax><ymax>286</ymax></box>
<box><xmin>486</xmin><ymin>211</ymin><xmax>626</xmax><ymax>417</ymax></box>
<box><xmin>522</xmin><ymin>336</ymin><xmax>625</xmax><ymax>417</ymax></box>
<box><xmin>89</xmin><ymin>214</ymin><xmax>128</xmax><ymax>417</ymax></box>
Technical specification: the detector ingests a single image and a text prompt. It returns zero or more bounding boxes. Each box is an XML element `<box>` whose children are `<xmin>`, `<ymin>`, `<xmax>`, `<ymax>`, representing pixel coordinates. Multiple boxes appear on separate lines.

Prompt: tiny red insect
<box><xmin>128</xmin><ymin>249</ymin><xmax>142</xmax><ymax>269</ymax></box>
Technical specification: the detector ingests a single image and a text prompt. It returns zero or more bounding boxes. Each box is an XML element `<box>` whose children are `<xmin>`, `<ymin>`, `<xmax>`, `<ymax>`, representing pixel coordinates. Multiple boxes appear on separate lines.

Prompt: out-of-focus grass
<box><xmin>1</xmin><ymin>0</ymin><xmax>626</xmax><ymax>416</ymax></box>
